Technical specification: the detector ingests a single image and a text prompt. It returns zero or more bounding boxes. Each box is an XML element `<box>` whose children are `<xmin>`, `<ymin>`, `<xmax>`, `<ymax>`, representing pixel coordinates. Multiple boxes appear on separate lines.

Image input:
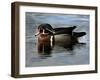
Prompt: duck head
<box><xmin>35</xmin><ymin>23</ymin><xmax>55</xmax><ymax>36</ymax></box>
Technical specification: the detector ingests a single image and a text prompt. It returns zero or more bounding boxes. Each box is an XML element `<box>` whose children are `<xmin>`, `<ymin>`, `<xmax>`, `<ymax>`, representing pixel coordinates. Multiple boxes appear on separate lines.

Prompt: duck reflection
<box><xmin>35</xmin><ymin>23</ymin><xmax>86</xmax><ymax>58</ymax></box>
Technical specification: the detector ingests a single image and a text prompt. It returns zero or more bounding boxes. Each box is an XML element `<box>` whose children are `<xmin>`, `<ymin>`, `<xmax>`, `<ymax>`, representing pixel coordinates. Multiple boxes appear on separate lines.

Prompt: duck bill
<box><xmin>35</xmin><ymin>32</ymin><xmax>40</xmax><ymax>36</ymax></box>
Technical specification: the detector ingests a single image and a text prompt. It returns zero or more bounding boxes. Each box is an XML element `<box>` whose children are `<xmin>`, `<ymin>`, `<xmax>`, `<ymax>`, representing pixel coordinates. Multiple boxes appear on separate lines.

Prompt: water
<box><xmin>25</xmin><ymin>12</ymin><xmax>90</xmax><ymax>67</ymax></box>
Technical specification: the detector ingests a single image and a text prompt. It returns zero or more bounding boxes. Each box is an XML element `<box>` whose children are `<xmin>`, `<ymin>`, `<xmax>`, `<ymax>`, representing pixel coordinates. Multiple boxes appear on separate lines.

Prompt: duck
<box><xmin>35</xmin><ymin>23</ymin><xmax>86</xmax><ymax>56</ymax></box>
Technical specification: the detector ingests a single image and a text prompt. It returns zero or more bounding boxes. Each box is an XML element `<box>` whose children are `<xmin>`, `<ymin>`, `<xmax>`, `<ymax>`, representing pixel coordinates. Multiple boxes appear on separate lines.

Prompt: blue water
<box><xmin>25</xmin><ymin>12</ymin><xmax>90</xmax><ymax>67</ymax></box>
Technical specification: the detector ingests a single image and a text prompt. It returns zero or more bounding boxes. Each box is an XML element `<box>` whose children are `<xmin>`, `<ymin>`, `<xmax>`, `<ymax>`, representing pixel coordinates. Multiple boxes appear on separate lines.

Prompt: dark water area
<box><xmin>25</xmin><ymin>12</ymin><xmax>90</xmax><ymax>67</ymax></box>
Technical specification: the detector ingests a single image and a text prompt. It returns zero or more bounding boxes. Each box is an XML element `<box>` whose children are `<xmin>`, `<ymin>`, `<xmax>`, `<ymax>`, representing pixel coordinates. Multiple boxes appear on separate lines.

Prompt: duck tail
<box><xmin>73</xmin><ymin>32</ymin><xmax>86</xmax><ymax>37</ymax></box>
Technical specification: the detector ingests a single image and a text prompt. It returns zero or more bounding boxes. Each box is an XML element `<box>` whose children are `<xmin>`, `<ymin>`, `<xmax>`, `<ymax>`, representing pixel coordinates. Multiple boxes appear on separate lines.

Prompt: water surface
<box><xmin>25</xmin><ymin>12</ymin><xmax>90</xmax><ymax>67</ymax></box>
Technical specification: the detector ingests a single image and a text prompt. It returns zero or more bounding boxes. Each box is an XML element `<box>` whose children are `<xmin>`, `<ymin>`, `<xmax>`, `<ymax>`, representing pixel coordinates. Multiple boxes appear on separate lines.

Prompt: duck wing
<box><xmin>53</xmin><ymin>26</ymin><xmax>76</xmax><ymax>35</ymax></box>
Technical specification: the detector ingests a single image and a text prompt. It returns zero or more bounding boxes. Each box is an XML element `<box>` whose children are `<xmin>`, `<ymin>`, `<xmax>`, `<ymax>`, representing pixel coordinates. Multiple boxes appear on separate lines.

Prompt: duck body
<box><xmin>55</xmin><ymin>34</ymin><xmax>72</xmax><ymax>46</ymax></box>
<box><xmin>35</xmin><ymin>23</ymin><xmax>86</xmax><ymax>55</ymax></box>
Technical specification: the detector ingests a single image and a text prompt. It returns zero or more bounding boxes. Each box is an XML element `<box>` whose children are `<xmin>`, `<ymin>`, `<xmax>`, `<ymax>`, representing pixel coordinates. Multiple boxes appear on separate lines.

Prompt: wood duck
<box><xmin>35</xmin><ymin>23</ymin><xmax>86</xmax><ymax>56</ymax></box>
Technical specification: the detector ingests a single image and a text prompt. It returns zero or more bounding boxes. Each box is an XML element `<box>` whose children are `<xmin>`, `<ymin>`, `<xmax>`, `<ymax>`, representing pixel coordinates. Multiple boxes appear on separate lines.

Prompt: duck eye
<box><xmin>39</xmin><ymin>29</ymin><xmax>43</xmax><ymax>33</ymax></box>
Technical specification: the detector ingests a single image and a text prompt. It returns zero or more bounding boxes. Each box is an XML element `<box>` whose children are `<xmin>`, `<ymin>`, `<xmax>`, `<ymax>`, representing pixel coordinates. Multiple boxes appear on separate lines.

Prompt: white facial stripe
<box><xmin>46</xmin><ymin>28</ymin><xmax>55</xmax><ymax>34</ymax></box>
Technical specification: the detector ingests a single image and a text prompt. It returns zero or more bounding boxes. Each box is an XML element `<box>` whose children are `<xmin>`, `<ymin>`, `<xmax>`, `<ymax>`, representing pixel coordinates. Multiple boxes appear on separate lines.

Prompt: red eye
<box><xmin>39</xmin><ymin>29</ymin><xmax>43</xmax><ymax>33</ymax></box>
